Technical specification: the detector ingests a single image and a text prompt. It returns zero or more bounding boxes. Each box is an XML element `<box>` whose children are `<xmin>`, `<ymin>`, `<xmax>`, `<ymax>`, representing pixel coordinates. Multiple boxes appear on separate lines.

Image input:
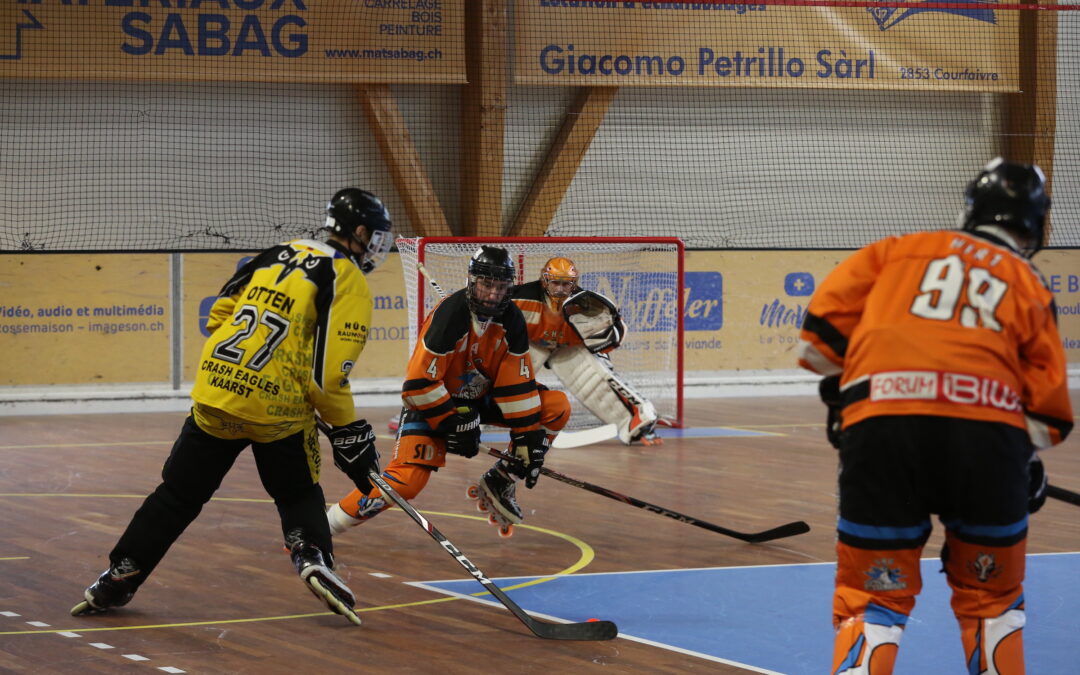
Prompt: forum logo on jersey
<box><xmin>869</xmin><ymin>1</ymin><xmax>997</xmax><ymax>30</ymax></box>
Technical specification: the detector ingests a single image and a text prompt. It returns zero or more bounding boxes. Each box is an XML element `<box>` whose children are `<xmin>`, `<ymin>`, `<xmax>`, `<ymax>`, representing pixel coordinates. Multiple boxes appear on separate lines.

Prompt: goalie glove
<box><xmin>327</xmin><ymin>419</ymin><xmax>380</xmax><ymax>494</ymax></box>
<box><xmin>1028</xmin><ymin>453</ymin><xmax>1048</xmax><ymax>514</ymax></box>
<box><xmin>508</xmin><ymin>429</ymin><xmax>549</xmax><ymax>489</ymax></box>
<box><xmin>439</xmin><ymin>405</ymin><xmax>482</xmax><ymax>458</ymax></box>
<box><xmin>563</xmin><ymin>289</ymin><xmax>625</xmax><ymax>354</ymax></box>
<box><xmin>818</xmin><ymin>375</ymin><xmax>843</xmax><ymax>450</ymax></box>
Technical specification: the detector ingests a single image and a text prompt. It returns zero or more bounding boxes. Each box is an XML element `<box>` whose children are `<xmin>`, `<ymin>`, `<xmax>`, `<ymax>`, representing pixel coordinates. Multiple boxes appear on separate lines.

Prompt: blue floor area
<box><xmin>417</xmin><ymin>553</ymin><xmax>1080</xmax><ymax>674</ymax></box>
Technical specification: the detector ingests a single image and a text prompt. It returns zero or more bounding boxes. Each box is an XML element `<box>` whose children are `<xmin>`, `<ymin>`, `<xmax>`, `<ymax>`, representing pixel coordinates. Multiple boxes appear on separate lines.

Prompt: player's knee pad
<box><xmin>548</xmin><ymin>345</ymin><xmax>657</xmax><ymax>444</ymax></box>
<box><xmin>539</xmin><ymin>389</ymin><xmax>571</xmax><ymax>434</ymax></box>
<box><xmin>942</xmin><ymin>533</ymin><xmax>1026</xmax><ymax>616</ymax></box>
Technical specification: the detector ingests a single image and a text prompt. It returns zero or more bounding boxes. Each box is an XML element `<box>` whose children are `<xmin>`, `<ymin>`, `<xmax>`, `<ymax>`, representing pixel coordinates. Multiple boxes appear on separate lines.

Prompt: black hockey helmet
<box><xmin>324</xmin><ymin>188</ymin><xmax>393</xmax><ymax>272</ymax></box>
<box><xmin>960</xmin><ymin>158</ymin><xmax>1050</xmax><ymax>257</ymax></box>
<box><xmin>466</xmin><ymin>246</ymin><xmax>515</xmax><ymax>318</ymax></box>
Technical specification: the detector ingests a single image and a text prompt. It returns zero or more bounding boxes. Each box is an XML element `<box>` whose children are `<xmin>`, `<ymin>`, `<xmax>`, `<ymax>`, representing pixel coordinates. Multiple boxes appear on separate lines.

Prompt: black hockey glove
<box><xmin>1028</xmin><ymin>453</ymin><xmax>1048</xmax><ymax>514</ymax></box>
<box><xmin>327</xmin><ymin>420</ymin><xmax>380</xmax><ymax>494</ymax></box>
<box><xmin>818</xmin><ymin>375</ymin><xmax>843</xmax><ymax>450</ymax></box>
<box><xmin>440</xmin><ymin>406</ymin><xmax>481</xmax><ymax>458</ymax></box>
<box><xmin>509</xmin><ymin>429</ymin><xmax>549</xmax><ymax>489</ymax></box>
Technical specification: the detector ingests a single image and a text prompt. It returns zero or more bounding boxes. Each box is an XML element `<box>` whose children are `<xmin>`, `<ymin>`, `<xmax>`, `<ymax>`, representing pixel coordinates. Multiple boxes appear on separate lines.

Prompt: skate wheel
<box><xmin>466</xmin><ymin>484</ymin><xmax>480</xmax><ymax>500</ymax></box>
<box><xmin>488</xmin><ymin>513</ymin><xmax>500</xmax><ymax>527</ymax></box>
<box><xmin>70</xmin><ymin>600</ymin><xmax>93</xmax><ymax>616</ymax></box>
<box><xmin>498</xmin><ymin>524</ymin><xmax>514</xmax><ymax>538</ymax></box>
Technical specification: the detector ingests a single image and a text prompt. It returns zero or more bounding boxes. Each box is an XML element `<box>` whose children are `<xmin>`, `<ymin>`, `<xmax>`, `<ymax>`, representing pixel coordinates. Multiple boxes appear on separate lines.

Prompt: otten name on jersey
<box><xmin>868</xmin><ymin>370</ymin><xmax>1021</xmax><ymax>412</ymax></box>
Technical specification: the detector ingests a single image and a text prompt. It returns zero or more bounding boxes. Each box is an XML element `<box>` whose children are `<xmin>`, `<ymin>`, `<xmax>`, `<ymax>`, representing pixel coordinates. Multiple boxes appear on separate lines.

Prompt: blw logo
<box><xmin>582</xmin><ymin>272</ymin><xmax>678</xmax><ymax>333</ymax></box>
<box><xmin>869</xmin><ymin>0</ymin><xmax>997</xmax><ymax>30</ymax></box>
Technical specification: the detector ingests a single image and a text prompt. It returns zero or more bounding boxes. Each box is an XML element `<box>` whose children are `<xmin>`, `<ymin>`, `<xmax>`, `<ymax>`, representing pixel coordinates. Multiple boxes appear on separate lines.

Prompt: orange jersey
<box><xmin>798</xmin><ymin>228</ymin><xmax>1072</xmax><ymax>447</ymax></box>
<box><xmin>511</xmin><ymin>280</ymin><xmax>585</xmax><ymax>350</ymax></box>
<box><xmin>402</xmin><ymin>289</ymin><xmax>541</xmax><ymax>433</ymax></box>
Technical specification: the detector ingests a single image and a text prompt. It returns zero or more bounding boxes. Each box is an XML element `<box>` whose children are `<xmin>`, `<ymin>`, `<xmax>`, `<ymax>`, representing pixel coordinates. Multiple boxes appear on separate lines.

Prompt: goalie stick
<box><xmin>485</xmin><ymin>445</ymin><xmax>810</xmax><ymax>544</ymax></box>
<box><xmin>551</xmin><ymin>423</ymin><xmax>618</xmax><ymax>449</ymax></box>
<box><xmin>315</xmin><ymin>419</ymin><xmax>618</xmax><ymax>641</ymax></box>
<box><xmin>416</xmin><ymin>259</ymin><xmax>617</xmax><ymax>448</ymax></box>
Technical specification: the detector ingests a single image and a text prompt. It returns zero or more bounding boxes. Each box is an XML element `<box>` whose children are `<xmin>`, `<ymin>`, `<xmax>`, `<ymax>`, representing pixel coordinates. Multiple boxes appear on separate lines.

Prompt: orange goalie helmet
<box><xmin>540</xmin><ymin>257</ymin><xmax>579</xmax><ymax>299</ymax></box>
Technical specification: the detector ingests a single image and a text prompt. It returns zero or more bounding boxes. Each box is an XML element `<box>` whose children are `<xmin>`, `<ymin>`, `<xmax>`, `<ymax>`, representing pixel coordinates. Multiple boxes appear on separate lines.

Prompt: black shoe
<box><xmin>481</xmin><ymin>465</ymin><xmax>523</xmax><ymax>523</ymax></box>
<box><xmin>71</xmin><ymin>557</ymin><xmax>139</xmax><ymax>616</ymax></box>
<box><xmin>287</xmin><ymin>530</ymin><xmax>361</xmax><ymax>626</ymax></box>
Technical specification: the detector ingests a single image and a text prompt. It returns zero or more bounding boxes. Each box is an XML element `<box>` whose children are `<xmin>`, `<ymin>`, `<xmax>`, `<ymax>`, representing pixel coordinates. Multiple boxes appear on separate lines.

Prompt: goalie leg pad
<box><xmin>548</xmin><ymin>345</ymin><xmax>658</xmax><ymax>444</ymax></box>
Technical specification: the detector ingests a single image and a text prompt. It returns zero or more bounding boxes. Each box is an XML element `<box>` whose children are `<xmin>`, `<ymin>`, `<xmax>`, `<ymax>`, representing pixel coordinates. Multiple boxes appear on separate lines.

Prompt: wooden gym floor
<box><xmin>1</xmin><ymin>392</ymin><xmax>1078</xmax><ymax>674</ymax></box>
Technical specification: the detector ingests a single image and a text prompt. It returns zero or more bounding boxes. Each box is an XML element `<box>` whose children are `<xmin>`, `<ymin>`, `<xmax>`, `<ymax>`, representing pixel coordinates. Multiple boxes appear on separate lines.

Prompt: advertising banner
<box><xmin>1</xmin><ymin>249</ymin><xmax>1076</xmax><ymax>389</ymax></box>
<box><xmin>683</xmin><ymin>249</ymin><xmax>1080</xmax><ymax>371</ymax></box>
<box><xmin>515</xmin><ymin>1</ymin><xmax>1019</xmax><ymax>92</ymax></box>
<box><xmin>0</xmin><ymin>254</ymin><xmax>170</xmax><ymax>385</ymax></box>
<box><xmin>0</xmin><ymin>1</ymin><xmax>464</xmax><ymax>83</ymax></box>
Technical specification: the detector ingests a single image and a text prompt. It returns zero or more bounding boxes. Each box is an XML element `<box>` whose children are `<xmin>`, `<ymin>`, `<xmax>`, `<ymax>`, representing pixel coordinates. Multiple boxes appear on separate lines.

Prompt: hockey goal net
<box><xmin>398</xmin><ymin>237</ymin><xmax>684</xmax><ymax>430</ymax></box>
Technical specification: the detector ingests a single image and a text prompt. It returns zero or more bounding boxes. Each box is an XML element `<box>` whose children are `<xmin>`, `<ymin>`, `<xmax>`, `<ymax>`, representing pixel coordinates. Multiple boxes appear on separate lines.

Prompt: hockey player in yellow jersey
<box><xmin>70</xmin><ymin>188</ymin><xmax>393</xmax><ymax>626</ymax></box>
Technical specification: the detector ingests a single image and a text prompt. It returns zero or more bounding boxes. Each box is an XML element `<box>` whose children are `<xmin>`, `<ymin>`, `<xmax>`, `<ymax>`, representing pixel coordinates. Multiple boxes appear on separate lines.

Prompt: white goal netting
<box><xmin>398</xmin><ymin>237</ymin><xmax>684</xmax><ymax>430</ymax></box>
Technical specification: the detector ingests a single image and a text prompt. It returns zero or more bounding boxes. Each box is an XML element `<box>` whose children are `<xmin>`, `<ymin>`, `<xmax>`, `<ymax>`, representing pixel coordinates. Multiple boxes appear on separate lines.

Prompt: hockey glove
<box><xmin>563</xmin><ymin>289</ymin><xmax>624</xmax><ymax>354</ymax></box>
<box><xmin>440</xmin><ymin>406</ymin><xmax>482</xmax><ymax>458</ymax></box>
<box><xmin>818</xmin><ymin>375</ymin><xmax>843</xmax><ymax>450</ymax></box>
<box><xmin>327</xmin><ymin>419</ymin><xmax>380</xmax><ymax>495</ymax></box>
<box><xmin>509</xmin><ymin>429</ymin><xmax>549</xmax><ymax>489</ymax></box>
<box><xmin>1028</xmin><ymin>453</ymin><xmax>1048</xmax><ymax>514</ymax></box>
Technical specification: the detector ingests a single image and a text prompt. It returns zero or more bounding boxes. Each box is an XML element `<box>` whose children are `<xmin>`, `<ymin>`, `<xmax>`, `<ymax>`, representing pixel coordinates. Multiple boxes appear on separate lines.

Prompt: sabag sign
<box><xmin>580</xmin><ymin>271</ymin><xmax>721</xmax><ymax>332</ymax></box>
<box><xmin>0</xmin><ymin>1</ymin><xmax>465</xmax><ymax>83</ymax></box>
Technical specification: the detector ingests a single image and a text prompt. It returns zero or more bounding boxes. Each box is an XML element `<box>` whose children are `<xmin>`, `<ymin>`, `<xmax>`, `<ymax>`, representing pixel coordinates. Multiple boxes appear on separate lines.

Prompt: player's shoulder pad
<box><xmin>424</xmin><ymin>290</ymin><xmax>473</xmax><ymax>353</ymax></box>
<box><xmin>218</xmin><ymin>245</ymin><xmax>285</xmax><ymax>296</ymax></box>
<box><xmin>511</xmin><ymin>280</ymin><xmax>544</xmax><ymax>301</ymax></box>
<box><xmin>493</xmin><ymin>300</ymin><xmax>531</xmax><ymax>352</ymax></box>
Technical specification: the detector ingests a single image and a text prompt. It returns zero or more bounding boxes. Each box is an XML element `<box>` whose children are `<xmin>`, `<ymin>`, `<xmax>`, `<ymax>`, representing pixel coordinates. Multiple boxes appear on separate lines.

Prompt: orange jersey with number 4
<box><xmin>402</xmin><ymin>289</ymin><xmax>541</xmax><ymax>434</ymax></box>
<box><xmin>798</xmin><ymin>229</ymin><xmax>1072</xmax><ymax>447</ymax></box>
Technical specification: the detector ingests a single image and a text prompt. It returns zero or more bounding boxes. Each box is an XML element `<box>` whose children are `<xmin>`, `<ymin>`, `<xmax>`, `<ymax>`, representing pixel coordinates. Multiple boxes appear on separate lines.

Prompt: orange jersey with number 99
<box><xmin>798</xmin><ymin>229</ymin><xmax>1072</xmax><ymax>447</ymax></box>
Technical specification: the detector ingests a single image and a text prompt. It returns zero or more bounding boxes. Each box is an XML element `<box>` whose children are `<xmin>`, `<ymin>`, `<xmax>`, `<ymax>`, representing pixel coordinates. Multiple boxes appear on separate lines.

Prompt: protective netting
<box><xmin>1</xmin><ymin>1</ymin><xmax>1078</xmax><ymax>251</ymax></box>
<box><xmin>397</xmin><ymin>237</ymin><xmax>684</xmax><ymax>429</ymax></box>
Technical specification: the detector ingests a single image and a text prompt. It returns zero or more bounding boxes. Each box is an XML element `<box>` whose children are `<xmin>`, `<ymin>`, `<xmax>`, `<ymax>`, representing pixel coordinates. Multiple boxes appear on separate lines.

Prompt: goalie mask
<box><xmin>540</xmin><ymin>257</ymin><xmax>579</xmax><ymax>302</ymax></box>
<box><xmin>466</xmin><ymin>246</ymin><xmax>515</xmax><ymax>318</ymax></box>
<box><xmin>324</xmin><ymin>188</ymin><xmax>394</xmax><ymax>273</ymax></box>
<box><xmin>960</xmin><ymin>158</ymin><xmax>1050</xmax><ymax>258</ymax></box>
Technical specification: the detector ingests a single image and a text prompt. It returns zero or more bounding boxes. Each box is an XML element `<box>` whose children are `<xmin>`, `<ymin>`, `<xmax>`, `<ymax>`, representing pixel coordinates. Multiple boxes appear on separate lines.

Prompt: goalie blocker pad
<box><xmin>563</xmin><ymin>289</ymin><xmax>624</xmax><ymax>354</ymax></box>
<box><xmin>548</xmin><ymin>344</ymin><xmax>658</xmax><ymax>445</ymax></box>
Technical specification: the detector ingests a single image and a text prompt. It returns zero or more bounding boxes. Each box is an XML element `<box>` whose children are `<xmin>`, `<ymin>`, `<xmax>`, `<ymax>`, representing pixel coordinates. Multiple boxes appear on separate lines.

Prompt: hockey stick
<box><xmin>316</xmin><ymin>419</ymin><xmax>618</xmax><ymax>641</ymax></box>
<box><xmin>485</xmin><ymin>445</ymin><xmax>810</xmax><ymax>544</ymax></box>
<box><xmin>1047</xmin><ymin>483</ymin><xmax>1080</xmax><ymax>508</ymax></box>
<box><xmin>551</xmin><ymin>423</ymin><xmax>618</xmax><ymax>449</ymax></box>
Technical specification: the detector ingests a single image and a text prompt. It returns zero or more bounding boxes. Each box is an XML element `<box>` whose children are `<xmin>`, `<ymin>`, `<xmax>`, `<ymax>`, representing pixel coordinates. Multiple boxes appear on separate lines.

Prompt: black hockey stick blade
<box><xmin>314</xmin><ymin>419</ymin><xmax>617</xmax><ymax>640</ymax></box>
<box><xmin>367</xmin><ymin>470</ymin><xmax>618</xmax><ymax>641</ymax></box>
<box><xmin>486</xmin><ymin>446</ymin><xmax>809</xmax><ymax>544</ymax></box>
<box><xmin>1047</xmin><ymin>483</ymin><xmax>1080</xmax><ymax>507</ymax></box>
